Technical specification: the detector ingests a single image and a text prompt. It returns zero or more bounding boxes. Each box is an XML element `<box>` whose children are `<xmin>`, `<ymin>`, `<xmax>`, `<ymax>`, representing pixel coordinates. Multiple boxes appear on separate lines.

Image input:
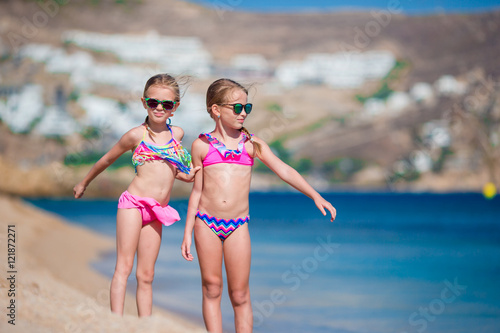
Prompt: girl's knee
<box><xmin>202</xmin><ymin>279</ymin><xmax>223</xmax><ymax>299</ymax></box>
<box><xmin>229</xmin><ymin>288</ymin><xmax>250</xmax><ymax>307</ymax></box>
<box><xmin>114</xmin><ymin>259</ymin><xmax>134</xmax><ymax>278</ymax></box>
<box><xmin>136</xmin><ymin>268</ymin><xmax>155</xmax><ymax>285</ymax></box>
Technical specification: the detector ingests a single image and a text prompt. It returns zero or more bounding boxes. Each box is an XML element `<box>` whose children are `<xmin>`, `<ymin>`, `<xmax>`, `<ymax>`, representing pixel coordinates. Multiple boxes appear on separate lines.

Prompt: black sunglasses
<box><xmin>145</xmin><ymin>98</ymin><xmax>177</xmax><ymax>111</ymax></box>
<box><xmin>219</xmin><ymin>103</ymin><xmax>253</xmax><ymax>114</ymax></box>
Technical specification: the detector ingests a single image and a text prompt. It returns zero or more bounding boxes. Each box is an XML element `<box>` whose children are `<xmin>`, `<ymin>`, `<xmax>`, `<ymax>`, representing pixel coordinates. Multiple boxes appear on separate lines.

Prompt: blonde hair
<box><xmin>206</xmin><ymin>78</ymin><xmax>262</xmax><ymax>156</ymax></box>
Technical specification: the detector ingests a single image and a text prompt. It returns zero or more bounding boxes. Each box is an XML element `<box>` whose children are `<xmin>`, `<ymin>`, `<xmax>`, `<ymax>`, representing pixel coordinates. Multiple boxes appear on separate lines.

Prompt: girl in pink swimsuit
<box><xmin>74</xmin><ymin>74</ymin><xmax>198</xmax><ymax>317</ymax></box>
<box><xmin>181</xmin><ymin>78</ymin><xmax>336</xmax><ymax>332</ymax></box>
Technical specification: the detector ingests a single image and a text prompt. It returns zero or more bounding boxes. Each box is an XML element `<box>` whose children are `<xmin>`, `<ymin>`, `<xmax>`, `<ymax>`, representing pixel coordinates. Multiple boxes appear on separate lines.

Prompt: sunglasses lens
<box><xmin>245</xmin><ymin>104</ymin><xmax>252</xmax><ymax>114</ymax></box>
<box><xmin>146</xmin><ymin>99</ymin><xmax>159</xmax><ymax>109</ymax></box>
<box><xmin>162</xmin><ymin>101</ymin><xmax>175</xmax><ymax>110</ymax></box>
<box><xmin>233</xmin><ymin>104</ymin><xmax>243</xmax><ymax>114</ymax></box>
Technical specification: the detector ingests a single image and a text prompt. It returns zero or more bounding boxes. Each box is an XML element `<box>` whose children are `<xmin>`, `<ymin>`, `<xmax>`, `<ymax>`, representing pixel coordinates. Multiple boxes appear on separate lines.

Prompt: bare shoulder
<box><xmin>191</xmin><ymin>137</ymin><xmax>209</xmax><ymax>158</ymax></box>
<box><xmin>170</xmin><ymin>125</ymin><xmax>185</xmax><ymax>141</ymax></box>
<box><xmin>245</xmin><ymin>135</ymin><xmax>273</xmax><ymax>160</ymax></box>
<box><xmin>128</xmin><ymin>124</ymin><xmax>145</xmax><ymax>136</ymax></box>
<box><xmin>192</xmin><ymin>137</ymin><xmax>208</xmax><ymax>150</ymax></box>
<box><xmin>120</xmin><ymin>125</ymin><xmax>144</xmax><ymax>147</ymax></box>
<box><xmin>249</xmin><ymin>135</ymin><xmax>270</xmax><ymax>150</ymax></box>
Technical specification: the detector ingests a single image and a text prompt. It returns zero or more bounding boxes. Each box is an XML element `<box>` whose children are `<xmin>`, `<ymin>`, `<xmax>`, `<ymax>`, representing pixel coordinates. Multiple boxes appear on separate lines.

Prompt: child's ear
<box><xmin>173</xmin><ymin>102</ymin><xmax>180</xmax><ymax>112</ymax></box>
<box><xmin>211</xmin><ymin>104</ymin><xmax>220</xmax><ymax>118</ymax></box>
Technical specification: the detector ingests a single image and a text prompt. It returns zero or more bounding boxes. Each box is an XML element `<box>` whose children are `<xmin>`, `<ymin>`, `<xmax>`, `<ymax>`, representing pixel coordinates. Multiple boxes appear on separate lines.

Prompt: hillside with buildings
<box><xmin>0</xmin><ymin>0</ymin><xmax>499</xmax><ymax>196</ymax></box>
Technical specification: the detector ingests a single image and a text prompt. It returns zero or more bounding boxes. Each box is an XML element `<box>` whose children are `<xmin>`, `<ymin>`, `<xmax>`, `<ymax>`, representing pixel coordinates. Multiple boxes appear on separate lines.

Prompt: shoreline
<box><xmin>0</xmin><ymin>193</ymin><xmax>205</xmax><ymax>333</ymax></box>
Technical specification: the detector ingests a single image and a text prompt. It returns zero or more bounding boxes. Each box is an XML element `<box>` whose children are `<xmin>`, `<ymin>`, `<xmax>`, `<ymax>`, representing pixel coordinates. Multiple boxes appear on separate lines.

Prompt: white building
<box><xmin>275</xmin><ymin>61</ymin><xmax>304</xmax><ymax>88</ymax></box>
<box><xmin>411</xmin><ymin>150</ymin><xmax>433</xmax><ymax>173</ymax></box>
<box><xmin>363</xmin><ymin>98</ymin><xmax>386</xmax><ymax>116</ymax></box>
<box><xmin>19</xmin><ymin>43</ymin><xmax>93</xmax><ymax>76</ymax></box>
<box><xmin>172</xmin><ymin>91</ymin><xmax>213</xmax><ymax>144</ymax></box>
<box><xmin>46</xmin><ymin>50</ymin><xmax>94</xmax><ymax>75</ymax></box>
<box><xmin>275</xmin><ymin>50</ymin><xmax>396</xmax><ymax>89</ymax></box>
<box><xmin>78</xmin><ymin>94</ymin><xmax>144</xmax><ymax>138</ymax></box>
<box><xmin>84</xmin><ymin>64</ymin><xmax>152</xmax><ymax>91</ymax></box>
<box><xmin>362</xmin><ymin>51</ymin><xmax>398</xmax><ymax>79</ymax></box>
<box><xmin>18</xmin><ymin>43</ymin><xmax>55</xmax><ymax>62</ymax></box>
<box><xmin>421</xmin><ymin>121</ymin><xmax>451</xmax><ymax>149</ymax></box>
<box><xmin>410</xmin><ymin>82</ymin><xmax>434</xmax><ymax>103</ymax></box>
<box><xmin>33</xmin><ymin>106</ymin><xmax>80</xmax><ymax>137</ymax></box>
<box><xmin>0</xmin><ymin>84</ymin><xmax>44</xmax><ymax>133</ymax></box>
<box><xmin>386</xmin><ymin>91</ymin><xmax>412</xmax><ymax>113</ymax></box>
<box><xmin>19</xmin><ymin>43</ymin><xmax>157</xmax><ymax>92</ymax></box>
<box><xmin>434</xmin><ymin>75</ymin><xmax>467</xmax><ymax>96</ymax></box>
<box><xmin>62</xmin><ymin>30</ymin><xmax>212</xmax><ymax>78</ymax></box>
<box><xmin>231</xmin><ymin>54</ymin><xmax>269</xmax><ymax>76</ymax></box>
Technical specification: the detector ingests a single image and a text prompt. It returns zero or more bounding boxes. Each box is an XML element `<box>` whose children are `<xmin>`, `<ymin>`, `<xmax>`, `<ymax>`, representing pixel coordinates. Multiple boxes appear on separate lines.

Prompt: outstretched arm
<box><xmin>181</xmin><ymin>139</ymin><xmax>205</xmax><ymax>261</ymax></box>
<box><xmin>73</xmin><ymin>129</ymin><xmax>139</xmax><ymax>198</ymax></box>
<box><xmin>254</xmin><ymin>137</ymin><xmax>336</xmax><ymax>221</ymax></box>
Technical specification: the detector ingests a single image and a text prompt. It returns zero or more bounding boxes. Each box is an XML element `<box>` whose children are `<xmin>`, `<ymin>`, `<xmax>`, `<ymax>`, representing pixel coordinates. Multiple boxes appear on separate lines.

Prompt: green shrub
<box><xmin>322</xmin><ymin>157</ymin><xmax>365</xmax><ymax>182</ymax></box>
<box><xmin>294</xmin><ymin>158</ymin><xmax>313</xmax><ymax>174</ymax></box>
<box><xmin>65</xmin><ymin>151</ymin><xmax>133</xmax><ymax>170</ymax></box>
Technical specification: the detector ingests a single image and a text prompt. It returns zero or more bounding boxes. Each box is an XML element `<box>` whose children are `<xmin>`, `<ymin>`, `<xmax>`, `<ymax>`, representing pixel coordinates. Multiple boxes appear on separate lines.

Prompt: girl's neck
<box><xmin>146</xmin><ymin>120</ymin><xmax>168</xmax><ymax>134</ymax></box>
<box><xmin>214</xmin><ymin>123</ymin><xmax>241</xmax><ymax>141</ymax></box>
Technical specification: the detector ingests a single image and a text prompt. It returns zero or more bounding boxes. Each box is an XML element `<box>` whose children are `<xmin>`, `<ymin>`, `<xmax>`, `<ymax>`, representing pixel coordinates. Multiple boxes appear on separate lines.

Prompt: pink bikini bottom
<box><xmin>118</xmin><ymin>190</ymin><xmax>180</xmax><ymax>226</ymax></box>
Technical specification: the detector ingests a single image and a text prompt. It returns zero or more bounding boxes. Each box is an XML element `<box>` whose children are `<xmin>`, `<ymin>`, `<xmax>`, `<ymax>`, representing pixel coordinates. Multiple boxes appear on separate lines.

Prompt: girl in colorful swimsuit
<box><xmin>74</xmin><ymin>74</ymin><xmax>198</xmax><ymax>317</ymax></box>
<box><xmin>181</xmin><ymin>78</ymin><xmax>336</xmax><ymax>332</ymax></box>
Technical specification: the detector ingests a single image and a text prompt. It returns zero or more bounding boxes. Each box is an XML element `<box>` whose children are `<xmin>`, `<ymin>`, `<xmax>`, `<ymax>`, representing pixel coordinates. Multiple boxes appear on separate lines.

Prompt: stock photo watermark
<box><xmin>386</xmin><ymin>71</ymin><xmax>499</xmax><ymax>189</ymax></box>
<box><xmin>210</xmin><ymin>0</ymin><xmax>244</xmax><ymax>20</ymax></box>
<box><xmin>257</xmin><ymin>106</ymin><xmax>296</xmax><ymax>143</ymax></box>
<box><xmin>339</xmin><ymin>0</ymin><xmax>403</xmax><ymax>59</ymax></box>
<box><xmin>252</xmin><ymin>235</ymin><xmax>340</xmax><ymax>327</ymax></box>
<box><xmin>50</xmin><ymin>62</ymin><xmax>165</xmax><ymax>185</ymax></box>
<box><xmin>5</xmin><ymin>224</ymin><xmax>17</xmax><ymax>326</ymax></box>
<box><xmin>401</xmin><ymin>277</ymin><xmax>467</xmax><ymax>333</ymax></box>
<box><xmin>64</xmin><ymin>288</ymin><xmax>109</xmax><ymax>333</ymax></box>
<box><xmin>6</xmin><ymin>0</ymin><xmax>72</xmax><ymax>52</ymax></box>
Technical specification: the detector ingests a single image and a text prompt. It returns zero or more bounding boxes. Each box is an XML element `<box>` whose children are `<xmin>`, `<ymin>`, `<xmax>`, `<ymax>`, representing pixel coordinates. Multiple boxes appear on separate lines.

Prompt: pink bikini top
<box><xmin>201</xmin><ymin>132</ymin><xmax>254</xmax><ymax>167</ymax></box>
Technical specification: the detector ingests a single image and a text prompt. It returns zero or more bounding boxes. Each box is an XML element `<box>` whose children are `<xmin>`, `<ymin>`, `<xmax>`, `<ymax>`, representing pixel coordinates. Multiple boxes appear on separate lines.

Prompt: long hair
<box><xmin>206</xmin><ymin>78</ymin><xmax>262</xmax><ymax>156</ymax></box>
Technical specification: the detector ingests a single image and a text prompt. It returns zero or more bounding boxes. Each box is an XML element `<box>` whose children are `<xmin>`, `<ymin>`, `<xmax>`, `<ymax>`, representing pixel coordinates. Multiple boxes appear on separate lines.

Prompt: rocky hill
<box><xmin>0</xmin><ymin>0</ymin><xmax>499</xmax><ymax>195</ymax></box>
<box><xmin>2</xmin><ymin>0</ymin><xmax>499</xmax><ymax>81</ymax></box>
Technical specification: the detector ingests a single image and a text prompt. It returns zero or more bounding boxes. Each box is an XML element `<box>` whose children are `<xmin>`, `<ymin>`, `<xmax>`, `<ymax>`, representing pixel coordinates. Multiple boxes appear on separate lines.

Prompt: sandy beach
<box><xmin>0</xmin><ymin>194</ymin><xmax>205</xmax><ymax>333</ymax></box>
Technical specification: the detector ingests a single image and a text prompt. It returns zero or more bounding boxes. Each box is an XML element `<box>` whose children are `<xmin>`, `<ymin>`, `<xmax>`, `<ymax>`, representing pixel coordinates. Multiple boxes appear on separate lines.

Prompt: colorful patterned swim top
<box><xmin>132</xmin><ymin>125</ymin><xmax>191</xmax><ymax>174</ymax></box>
<box><xmin>200</xmin><ymin>131</ymin><xmax>254</xmax><ymax>167</ymax></box>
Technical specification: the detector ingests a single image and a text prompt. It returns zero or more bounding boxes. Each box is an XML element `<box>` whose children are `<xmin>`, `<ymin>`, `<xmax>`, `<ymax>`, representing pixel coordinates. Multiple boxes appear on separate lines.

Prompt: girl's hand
<box><xmin>314</xmin><ymin>197</ymin><xmax>336</xmax><ymax>222</ymax></box>
<box><xmin>73</xmin><ymin>182</ymin><xmax>86</xmax><ymax>199</ymax></box>
<box><xmin>181</xmin><ymin>236</ymin><xmax>194</xmax><ymax>261</ymax></box>
<box><xmin>175</xmin><ymin>166</ymin><xmax>202</xmax><ymax>183</ymax></box>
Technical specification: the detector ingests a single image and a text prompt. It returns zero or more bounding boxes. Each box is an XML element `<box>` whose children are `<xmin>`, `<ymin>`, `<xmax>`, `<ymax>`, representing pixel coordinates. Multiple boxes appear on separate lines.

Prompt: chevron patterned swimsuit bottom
<box><xmin>196</xmin><ymin>210</ymin><xmax>249</xmax><ymax>241</ymax></box>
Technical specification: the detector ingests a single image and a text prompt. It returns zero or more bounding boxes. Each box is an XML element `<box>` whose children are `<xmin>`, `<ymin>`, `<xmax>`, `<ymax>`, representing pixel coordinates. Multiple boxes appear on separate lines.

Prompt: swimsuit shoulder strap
<box><xmin>240</xmin><ymin>131</ymin><xmax>250</xmax><ymax>143</ymax></box>
<box><xmin>200</xmin><ymin>132</ymin><xmax>212</xmax><ymax>139</ymax></box>
<box><xmin>140</xmin><ymin>124</ymin><xmax>149</xmax><ymax>141</ymax></box>
<box><xmin>201</xmin><ymin>132</ymin><xmax>244</xmax><ymax>144</ymax></box>
<box><xmin>167</xmin><ymin>124</ymin><xmax>177</xmax><ymax>144</ymax></box>
<box><xmin>133</xmin><ymin>127</ymin><xmax>148</xmax><ymax>151</ymax></box>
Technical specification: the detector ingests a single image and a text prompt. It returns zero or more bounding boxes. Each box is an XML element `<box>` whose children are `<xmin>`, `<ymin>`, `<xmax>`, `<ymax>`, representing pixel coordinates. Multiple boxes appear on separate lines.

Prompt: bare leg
<box><xmin>224</xmin><ymin>223</ymin><xmax>253</xmax><ymax>333</ymax></box>
<box><xmin>110</xmin><ymin>208</ymin><xmax>142</xmax><ymax>315</ymax></box>
<box><xmin>135</xmin><ymin>220</ymin><xmax>162</xmax><ymax>317</ymax></box>
<box><xmin>194</xmin><ymin>217</ymin><xmax>224</xmax><ymax>333</ymax></box>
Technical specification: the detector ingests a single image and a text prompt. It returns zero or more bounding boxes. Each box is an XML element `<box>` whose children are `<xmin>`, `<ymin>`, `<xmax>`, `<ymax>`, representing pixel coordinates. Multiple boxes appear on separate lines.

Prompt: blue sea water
<box><xmin>27</xmin><ymin>192</ymin><xmax>500</xmax><ymax>333</ymax></box>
